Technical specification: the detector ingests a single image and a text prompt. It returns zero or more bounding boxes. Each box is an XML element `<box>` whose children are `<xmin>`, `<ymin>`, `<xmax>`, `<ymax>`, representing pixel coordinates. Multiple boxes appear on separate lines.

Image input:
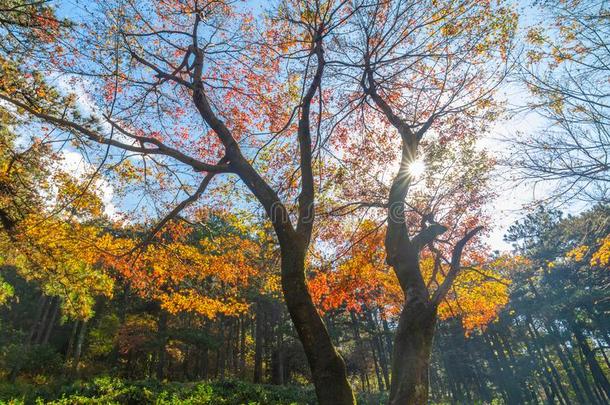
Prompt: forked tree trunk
<box><xmin>280</xmin><ymin>243</ymin><xmax>354</xmax><ymax>405</ymax></box>
<box><xmin>389</xmin><ymin>299</ymin><xmax>437</xmax><ymax>405</ymax></box>
<box><xmin>384</xmin><ymin>218</ymin><xmax>478</xmax><ymax>404</ymax></box>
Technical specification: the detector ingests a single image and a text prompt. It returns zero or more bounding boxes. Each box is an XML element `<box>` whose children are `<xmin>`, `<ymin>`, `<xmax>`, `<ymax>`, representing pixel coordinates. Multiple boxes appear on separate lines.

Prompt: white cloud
<box><xmin>52</xmin><ymin>74</ymin><xmax>121</xmax><ymax>138</ymax></box>
<box><xmin>60</xmin><ymin>150</ymin><xmax>118</xmax><ymax>219</ymax></box>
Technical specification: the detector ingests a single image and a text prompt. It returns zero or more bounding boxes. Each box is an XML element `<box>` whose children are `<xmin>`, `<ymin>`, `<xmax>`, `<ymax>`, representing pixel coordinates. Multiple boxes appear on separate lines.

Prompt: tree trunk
<box><xmin>201</xmin><ymin>347</ymin><xmax>209</xmax><ymax>380</ymax></box>
<box><xmin>526</xmin><ymin>316</ymin><xmax>585</xmax><ymax>403</ymax></box>
<box><xmin>366</xmin><ymin>309</ymin><xmax>390</xmax><ymax>389</ymax></box>
<box><xmin>572</xmin><ymin>323</ymin><xmax>610</xmax><ymax>400</ymax></box>
<box><xmin>65</xmin><ymin>320</ymin><xmax>79</xmax><ymax>362</ymax></box>
<box><xmin>156</xmin><ymin>310</ymin><xmax>168</xmax><ymax>380</ymax></box>
<box><xmin>41</xmin><ymin>297</ymin><xmax>59</xmax><ymax>345</ymax></box>
<box><xmin>389</xmin><ymin>300</ymin><xmax>437</xmax><ymax>405</ymax></box>
<box><xmin>34</xmin><ymin>295</ymin><xmax>53</xmax><ymax>344</ymax></box>
<box><xmin>382</xmin><ymin>318</ymin><xmax>394</xmax><ymax>360</ymax></box>
<box><xmin>280</xmin><ymin>243</ymin><xmax>354</xmax><ymax>405</ymax></box>
<box><xmin>254</xmin><ymin>302</ymin><xmax>264</xmax><ymax>383</ymax></box>
<box><xmin>72</xmin><ymin>320</ymin><xmax>87</xmax><ymax>377</ymax></box>
<box><xmin>520</xmin><ymin>326</ymin><xmax>566</xmax><ymax>405</ymax></box>
<box><xmin>490</xmin><ymin>330</ymin><xmax>528</xmax><ymax>402</ymax></box>
<box><xmin>225</xmin><ymin>317</ymin><xmax>234</xmax><ymax>375</ymax></box>
<box><xmin>369</xmin><ymin>330</ymin><xmax>385</xmax><ymax>391</ymax></box>
<box><xmin>349</xmin><ymin>312</ymin><xmax>368</xmax><ymax>393</ymax></box>
<box><xmin>28</xmin><ymin>294</ymin><xmax>47</xmax><ymax>344</ymax></box>
<box><xmin>218</xmin><ymin>317</ymin><xmax>226</xmax><ymax>379</ymax></box>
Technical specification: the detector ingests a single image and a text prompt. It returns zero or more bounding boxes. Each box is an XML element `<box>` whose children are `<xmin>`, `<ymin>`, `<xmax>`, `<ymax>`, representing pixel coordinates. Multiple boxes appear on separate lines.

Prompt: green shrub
<box><xmin>1</xmin><ymin>345</ymin><xmax>62</xmax><ymax>378</ymax></box>
<box><xmin>0</xmin><ymin>377</ymin><xmax>398</xmax><ymax>404</ymax></box>
<box><xmin>1</xmin><ymin>377</ymin><xmax>317</xmax><ymax>405</ymax></box>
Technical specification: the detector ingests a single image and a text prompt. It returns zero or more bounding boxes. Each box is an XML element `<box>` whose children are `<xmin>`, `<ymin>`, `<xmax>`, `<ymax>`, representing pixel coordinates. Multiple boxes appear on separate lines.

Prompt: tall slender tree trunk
<box><xmin>201</xmin><ymin>347</ymin><xmax>209</xmax><ymax>380</ymax></box>
<box><xmin>65</xmin><ymin>320</ymin><xmax>79</xmax><ymax>362</ymax></box>
<box><xmin>239</xmin><ymin>316</ymin><xmax>247</xmax><ymax>378</ymax></box>
<box><xmin>526</xmin><ymin>316</ymin><xmax>586</xmax><ymax>403</ymax></box>
<box><xmin>439</xmin><ymin>338</ymin><xmax>460</xmax><ymax>402</ymax></box>
<box><xmin>219</xmin><ymin>317</ymin><xmax>227</xmax><ymax>379</ymax></box>
<box><xmin>350</xmin><ymin>311</ymin><xmax>368</xmax><ymax>392</ymax></box>
<box><xmin>519</xmin><ymin>324</ymin><xmax>567</xmax><ymax>405</ymax></box>
<box><xmin>35</xmin><ymin>295</ymin><xmax>53</xmax><ymax>344</ymax></box>
<box><xmin>28</xmin><ymin>294</ymin><xmax>47</xmax><ymax>344</ymax></box>
<box><xmin>254</xmin><ymin>302</ymin><xmax>264</xmax><ymax>383</ymax></box>
<box><xmin>280</xmin><ymin>243</ymin><xmax>354</xmax><ymax>405</ymax></box>
<box><xmin>156</xmin><ymin>310</ymin><xmax>168</xmax><ymax>380</ymax></box>
<box><xmin>41</xmin><ymin>297</ymin><xmax>59</xmax><ymax>345</ymax></box>
<box><xmin>366</xmin><ymin>309</ymin><xmax>390</xmax><ymax>389</ymax></box>
<box><xmin>72</xmin><ymin>320</ymin><xmax>87</xmax><ymax>377</ymax></box>
<box><xmin>382</xmin><ymin>318</ymin><xmax>394</xmax><ymax>357</ymax></box>
<box><xmin>572</xmin><ymin>323</ymin><xmax>610</xmax><ymax>400</ymax></box>
<box><xmin>489</xmin><ymin>330</ymin><xmax>526</xmax><ymax>403</ymax></box>
<box><xmin>369</xmin><ymin>331</ymin><xmax>385</xmax><ymax>391</ymax></box>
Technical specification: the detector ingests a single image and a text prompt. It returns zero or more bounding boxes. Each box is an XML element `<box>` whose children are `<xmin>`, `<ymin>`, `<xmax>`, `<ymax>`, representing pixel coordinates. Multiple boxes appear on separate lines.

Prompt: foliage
<box><xmin>0</xmin><ymin>377</ymin><xmax>318</xmax><ymax>405</ymax></box>
<box><xmin>0</xmin><ymin>0</ymin><xmax>607</xmax><ymax>403</ymax></box>
<box><xmin>514</xmin><ymin>0</ymin><xmax>610</xmax><ymax>203</ymax></box>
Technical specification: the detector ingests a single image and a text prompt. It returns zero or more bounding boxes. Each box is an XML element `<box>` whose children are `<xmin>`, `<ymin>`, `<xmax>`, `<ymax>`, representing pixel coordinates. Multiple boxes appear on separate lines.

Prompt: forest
<box><xmin>0</xmin><ymin>0</ymin><xmax>608</xmax><ymax>404</ymax></box>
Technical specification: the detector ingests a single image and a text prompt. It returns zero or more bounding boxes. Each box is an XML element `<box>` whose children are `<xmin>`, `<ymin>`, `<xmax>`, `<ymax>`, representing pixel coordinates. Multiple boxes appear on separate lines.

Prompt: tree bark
<box><xmin>369</xmin><ymin>329</ymin><xmax>385</xmax><ymax>391</ymax></box>
<box><xmin>41</xmin><ymin>297</ymin><xmax>59</xmax><ymax>345</ymax></box>
<box><xmin>572</xmin><ymin>322</ymin><xmax>610</xmax><ymax>401</ymax></box>
<box><xmin>156</xmin><ymin>310</ymin><xmax>168</xmax><ymax>380</ymax></box>
<box><xmin>519</xmin><ymin>325</ymin><xmax>566</xmax><ymax>404</ymax></box>
<box><xmin>366</xmin><ymin>309</ymin><xmax>390</xmax><ymax>389</ymax></box>
<box><xmin>280</xmin><ymin>243</ymin><xmax>354</xmax><ymax>405</ymax></box>
<box><xmin>72</xmin><ymin>320</ymin><xmax>87</xmax><ymax>377</ymax></box>
<box><xmin>239</xmin><ymin>316</ymin><xmax>247</xmax><ymax>378</ymax></box>
<box><xmin>389</xmin><ymin>299</ymin><xmax>437</xmax><ymax>405</ymax></box>
<box><xmin>526</xmin><ymin>316</ymin><xmax>587</xmax><ymax>403</ymax></box>
<box><xmin>201</xmin><ymin>347</ymin><xmax>209</xmax><ymax>380</ymax></box>
<box><xmin>350</xmin><ymin>311</ymin><xmax>369</xmax><ymax>393</ymax></box>
<box><xmin>65</xmin><ymin>320</ymin><xmax>79</xmax><ymax>362</ymax></box>
<box><xmin>488</xmin><ymin>330</ymin><xmax>525</xmax><ymax>404</ymax></box>
<box><xmin>35</xmin><ymin>294</ymin><xmax>53</xmax><ymax>344</ymax></box>
<box><xmin>254</xmin><ymin>302</ymin><xmax>264</xmax><ymax>383</ymax></box>
<box><xmin>28</xmin><ymin>294</ymin><xmax>47</xmax><ymax>344</ymax></box>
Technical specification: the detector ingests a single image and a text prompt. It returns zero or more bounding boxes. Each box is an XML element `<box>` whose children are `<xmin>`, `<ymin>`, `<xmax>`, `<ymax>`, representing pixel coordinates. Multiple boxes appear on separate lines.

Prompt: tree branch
<box><xmin>0</xmin><ymin>94</ymin><xmax>230</xmax><ymax>174</ymax></box>
<box><xmin>431</xmin><ymin>226</ymin><xmax>484</xmax><ymax>306</ymax></box>
<box><xmin>412</xmin><ymin>222</ymin><xmax>448</xmax><ymax>251</ymax></box>
<box><xmin>131</xmin><ymin>157</ymin><xmax>227</xmax><ymax>253</ymax></box>
<box><xmin>296</xmin><ymin>37</ymin><xmax>325</xmax><ymax>240</ymax></box>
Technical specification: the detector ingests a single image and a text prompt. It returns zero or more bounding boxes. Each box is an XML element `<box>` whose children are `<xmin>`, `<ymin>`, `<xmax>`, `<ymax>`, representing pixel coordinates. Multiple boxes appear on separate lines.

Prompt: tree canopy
<box><xmin>0</xmin><ymin>1</ymin><xmax>607</xmax><ymax>404</ymax></box>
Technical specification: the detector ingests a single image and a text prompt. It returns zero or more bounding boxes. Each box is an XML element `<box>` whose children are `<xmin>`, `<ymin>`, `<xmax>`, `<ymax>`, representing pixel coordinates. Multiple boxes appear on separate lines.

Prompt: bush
<box><xmin>0</xmin><ymin>377</ymin><xmax>317</xmax><ymax>404</ymax></box>
<box><xmin>1</xmin><ymin>344</ymin><xmax>63</xmax><ymax>379</ymax></box>
<box><xmin>0</xmin><ymin>377</ymin><xmax>399</xmax><ymax>404</ymax></box>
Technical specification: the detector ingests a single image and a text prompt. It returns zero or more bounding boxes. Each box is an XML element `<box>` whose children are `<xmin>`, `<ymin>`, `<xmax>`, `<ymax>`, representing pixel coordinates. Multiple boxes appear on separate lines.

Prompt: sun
<box><xmin>408</xmin><ymin>158</ymin><xmax>426</xmax><ymax>178</ymax></box>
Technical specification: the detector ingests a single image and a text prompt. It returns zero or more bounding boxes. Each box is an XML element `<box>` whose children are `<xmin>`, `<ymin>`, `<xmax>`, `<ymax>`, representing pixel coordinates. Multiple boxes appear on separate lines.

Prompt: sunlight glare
<box><xmin>408</xmin><ymin>158</ymin><xmax>426</xmax><ymax>178</ymax></box>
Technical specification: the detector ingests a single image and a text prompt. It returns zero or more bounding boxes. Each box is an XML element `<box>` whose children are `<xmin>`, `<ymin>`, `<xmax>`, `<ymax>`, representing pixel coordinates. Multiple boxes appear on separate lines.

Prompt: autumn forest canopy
<box><xmin>0</xmin><ymin>0</ymin><xmax>608</xmax><ymax>404</ymax></box>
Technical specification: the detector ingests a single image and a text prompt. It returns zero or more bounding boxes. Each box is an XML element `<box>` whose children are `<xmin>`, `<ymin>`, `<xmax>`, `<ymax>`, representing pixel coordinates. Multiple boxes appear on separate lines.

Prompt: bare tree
<box><xmin>512</xmin><ymin>0</ymin><xmax>610</xmax><ymax>204</ymax></box>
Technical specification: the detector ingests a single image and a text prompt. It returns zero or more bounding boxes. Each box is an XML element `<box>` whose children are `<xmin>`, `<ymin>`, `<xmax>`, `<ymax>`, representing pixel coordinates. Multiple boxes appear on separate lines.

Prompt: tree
<box><xmin>310</xmin><ymin>220</ymin><xmax>511</xmax><ymax>333</ymax></box>
<box><xmin>312</xmin><ymin>131</ymin><xmax>509</xmax><ymax>335</ymax></box>
<box><xmin>0</xmin><ymin>112</ymin><xmax>114</xmax><ymax>321</ymax></box>
<box><xmin>0</xmin><ymin>1</ymin><xmax>360</xmax><ymax>402</ymax></box>
<box><xmin>513</xmin><ymin>0</ymin><xmax>610</xmax><ymax>203</ymax></box>
<box><xmin>327</xmin><ymin>1</ymin><xmax>517</xmax><ymax>402</ymax></box>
